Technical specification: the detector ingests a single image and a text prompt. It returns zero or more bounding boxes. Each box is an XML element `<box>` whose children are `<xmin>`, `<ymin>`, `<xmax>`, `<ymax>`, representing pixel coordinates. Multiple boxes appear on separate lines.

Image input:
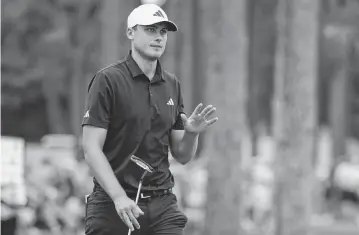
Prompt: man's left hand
<box><xmin>181</xmin><ymin>103</ymin><xmax>218</xmax><ymax>134</ymax></box>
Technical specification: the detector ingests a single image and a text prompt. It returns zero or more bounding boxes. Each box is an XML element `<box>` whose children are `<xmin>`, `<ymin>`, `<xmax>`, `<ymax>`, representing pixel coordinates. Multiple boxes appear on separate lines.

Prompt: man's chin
<box><xmin>136</xmin><ymin>48</ymin><xmax>163</xmax><ymax>61</ymax></box>
<box><xmin>146</xmin><ymin>53</ymin><xmax>162</xmax><ymax>61</ymax></box>
<box><xmin>147</xmin><ymin>49</ymin><xmax>163</xmax><ymax>59</ymax></box>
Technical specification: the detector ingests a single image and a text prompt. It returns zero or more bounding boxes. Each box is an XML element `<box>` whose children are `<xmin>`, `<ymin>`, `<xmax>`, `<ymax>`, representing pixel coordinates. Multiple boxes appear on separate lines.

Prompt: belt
<box><xmin>129</xmin><ymin>188</ymin><xmax>172</xmax><ymax>200</ymax></box>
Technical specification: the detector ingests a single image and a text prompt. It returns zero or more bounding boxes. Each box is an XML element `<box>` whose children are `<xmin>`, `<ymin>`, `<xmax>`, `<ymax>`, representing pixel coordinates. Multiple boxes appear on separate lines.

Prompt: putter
<box><xmin>128</xmin><ymin>155</ymin><xmax>154</xmax><ymax>235</ymax></box>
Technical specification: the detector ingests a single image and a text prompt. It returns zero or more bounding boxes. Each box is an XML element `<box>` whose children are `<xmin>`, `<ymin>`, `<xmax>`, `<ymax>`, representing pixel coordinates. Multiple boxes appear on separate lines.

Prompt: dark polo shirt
<box><xmin>82</xmin><ymin>52</ymin><xmax>185</xmax><ymax>194</ymax></box>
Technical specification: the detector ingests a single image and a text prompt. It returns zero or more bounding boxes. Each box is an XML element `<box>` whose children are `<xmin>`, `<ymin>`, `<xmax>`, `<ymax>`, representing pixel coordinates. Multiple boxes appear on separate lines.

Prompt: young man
<box><xmin>82</xmin><ymin>4</ymin><xmax>218</xmax><ymax>235</ymax></box>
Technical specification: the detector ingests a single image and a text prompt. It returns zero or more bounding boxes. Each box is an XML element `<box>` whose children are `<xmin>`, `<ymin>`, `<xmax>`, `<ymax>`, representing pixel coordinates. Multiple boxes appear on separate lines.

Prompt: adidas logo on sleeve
<box><xmin>166</xmin><ymin>98</ymin><xmax>174</xmax><ymax>106</ymax></box>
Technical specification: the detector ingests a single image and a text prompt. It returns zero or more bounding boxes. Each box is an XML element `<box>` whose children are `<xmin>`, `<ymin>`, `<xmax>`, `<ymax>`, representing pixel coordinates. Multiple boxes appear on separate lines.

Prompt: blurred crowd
<box><xmin>1</xmin><ymin>134</ymin><xmax>206</xmax><ymax>235</ymax></box>
<box><xmin>1</xmin><ymin>135</ymin><xmax>92</xmax><ymax>235</ymax></box>
<box><xmin>2</xmin><ymin>131</ymin><xmax>359</xmax><ymax>235</ymax></box>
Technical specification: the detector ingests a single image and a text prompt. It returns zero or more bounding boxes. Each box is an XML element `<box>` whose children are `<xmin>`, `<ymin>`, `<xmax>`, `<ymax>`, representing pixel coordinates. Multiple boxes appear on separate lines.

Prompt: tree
<box><xmin>247</xmin><ymin>0</ymin><xmax>278</xmax><ymax>154</ymax></box>
<box><xmin>68</xmin><ymin>0</ymin><xmax>98</xmax><ymax>138</ymax></box>
<box><xmin>272</xmin><ymin>0</ymin><xmax>320</xmax><ymax>234</ymax></box>
<box><xmin>162</xmin><ymin>0</ymin><xmax>207</xmax><ymax>156</ymax></box>
<box><xmin>202</xmin><ymin>0</ymin><xmax>251</xmax><ymax>234</ymax></box>
<box><xmin>1</xmin><ymin>0</ymin><xmax>102</xmax><ymax>139</ymax></box>
<box><xmin>319</xmin><ymin>1</ymin><xmax>359</xmax><ymax>217</ymax></box>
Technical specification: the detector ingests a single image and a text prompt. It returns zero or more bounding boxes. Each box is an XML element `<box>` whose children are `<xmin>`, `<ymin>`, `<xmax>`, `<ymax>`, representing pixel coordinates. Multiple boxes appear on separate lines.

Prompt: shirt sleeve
<box><xmin>82</xmin><ymin>72</ymin><xmax>113</xmax><ymax>129</ymax></box>
<box><xmin>172</xmin><ymin>79</ymin><xmax>185</xmax><ymax>130</ymax></box>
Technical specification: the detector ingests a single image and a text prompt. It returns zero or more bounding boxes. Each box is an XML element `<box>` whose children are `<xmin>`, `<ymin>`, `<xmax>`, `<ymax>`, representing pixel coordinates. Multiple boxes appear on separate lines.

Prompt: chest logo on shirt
<box><xmin>166</xmin><ymin>98</ymin><xmax>174</xmax><ymax>106</ymax></box>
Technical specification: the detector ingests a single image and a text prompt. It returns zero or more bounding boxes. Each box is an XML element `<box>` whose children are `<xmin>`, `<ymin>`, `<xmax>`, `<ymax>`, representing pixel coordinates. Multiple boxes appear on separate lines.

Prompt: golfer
<box><xmin>82</xmin><ymin>4</ymin><xmax>218</xmax><ymax>235</ymax></box>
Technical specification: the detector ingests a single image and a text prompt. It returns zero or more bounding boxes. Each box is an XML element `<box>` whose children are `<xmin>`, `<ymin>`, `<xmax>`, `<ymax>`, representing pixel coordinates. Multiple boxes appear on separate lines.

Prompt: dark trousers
<box><xmin>1</xmin><ymin>216</ymin><xmax>17</xmax><ymax>235</ymax></box>
<box><xmin>85</xmin><ymin>190</ymin><xmax>188</xmax><ymax>235</ymax></box>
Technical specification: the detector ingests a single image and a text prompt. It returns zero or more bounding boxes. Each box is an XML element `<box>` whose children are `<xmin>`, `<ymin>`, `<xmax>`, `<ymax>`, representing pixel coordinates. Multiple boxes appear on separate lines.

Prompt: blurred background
<box><xmin>1</xmin><ymin>0</ymin><xmax>359</xmax><ymax>234</ymax></box>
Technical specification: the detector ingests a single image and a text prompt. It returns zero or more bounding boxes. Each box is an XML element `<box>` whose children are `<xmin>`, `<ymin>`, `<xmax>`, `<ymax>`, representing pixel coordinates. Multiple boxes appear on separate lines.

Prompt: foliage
<box><xmin>2</xmin><ymin>0</ymin><xmax>359</xmax><ymax>141</ymax></box>
<box><xmin>2</xmin><ymin>0</ymin><xmax>101</xmax><ymax>140</ymax></box>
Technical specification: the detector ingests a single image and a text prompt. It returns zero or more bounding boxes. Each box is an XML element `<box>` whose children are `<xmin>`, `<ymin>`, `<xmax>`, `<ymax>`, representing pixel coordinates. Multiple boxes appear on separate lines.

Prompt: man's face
<box><xmin>128</xmin><ymin>22</ymin><xmax>168</xmax><ymax>61</ymax></box>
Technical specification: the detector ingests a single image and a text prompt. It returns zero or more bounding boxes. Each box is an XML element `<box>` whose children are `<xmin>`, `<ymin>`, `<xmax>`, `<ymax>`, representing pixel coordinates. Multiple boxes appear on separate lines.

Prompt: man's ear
<box><xmin>127</xmin><ymin>27</ymin><xmax>135</xmax><ymax>40</ymax></box>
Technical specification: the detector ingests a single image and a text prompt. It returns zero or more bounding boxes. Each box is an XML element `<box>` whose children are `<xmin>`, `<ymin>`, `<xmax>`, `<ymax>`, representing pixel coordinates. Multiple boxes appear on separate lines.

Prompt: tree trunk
<box><xmin>69</xmin><ymin>3</ymin><xmax>90</xmax><ymax>139</ymax></box>
<box><xmin>324</xmin><ymin>25</ymin><xmax>354</xmax><ymax>219</ymax></box>
<box><xmin>272</xmin><ymin>0</ymin><xmax>320</xmax><ymax>235</ymax></box>
<box><xmin>42</xmin><ymin>63</ymin><xmax>68</xmax><ymax>134</ymax></box>
<box><xmin>248</xmin><ymin>0</ymin><xmax>278</xmax><ymax>154</ymax></box>
<box><xmin>202</xmin><ymin>0</ymin><xmax>250</xmax><ymax>234</ymax></box>
<box><xmin>100</xmin><ymin>0</ymin><xmax>121</xmax><ymax>66</ymax></box>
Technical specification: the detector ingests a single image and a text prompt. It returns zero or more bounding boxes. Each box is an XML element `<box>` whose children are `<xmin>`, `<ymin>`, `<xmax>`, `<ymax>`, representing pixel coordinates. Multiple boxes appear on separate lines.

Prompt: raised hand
<box><xmin>181</xmin><ymin>103</ymin><xmax>218</xmax><ymax>134</ymax></box>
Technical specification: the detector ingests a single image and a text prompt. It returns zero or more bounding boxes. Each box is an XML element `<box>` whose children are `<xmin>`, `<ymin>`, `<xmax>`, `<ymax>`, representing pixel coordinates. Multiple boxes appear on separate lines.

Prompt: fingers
<box><xmin>126</xmin><ymin>208</ymin><xmax>140</xmax><ymax>230</ymax></box>
<box><xmin>136</xmin><ymin>205</ymin><xmax>145</xmax><ymax>216</ymax></box>
<box><xmin>180</xmin><ymin>113</ymin><xmax>188</xmax><ymax>125</ymax></box>
<box><xmin>206</xmin><ymin>117</ymin><xmax>219</xmax><ymax>126</ymax></box>
<box><xmin>130</xmin><ymin>206</ymin><xmax>140</xmax><ymax>218</ymax></box>
<box><xmin>193</xmin><ymin>104</ymin><xmax>218</xmax><ymax>126</ymax></box>
<box><xmin>119</xmin><ymin>206</ymin><xmax>141</xmax><ymax>231</ymax></box>
<box><xmin>114</xmin><ymin>197</ymin><xmax>144</xmax><ymax>231</ymax></box>
<box><xmin>202</xmin><ymin>106</ymin><xmax>216</xmax><ymax>118</ymax></box>
<box><xmin>131</xmin><ymin>205</ymin><xmax>144</xmax><ymax>218</ymax></box>
<box><xmin>194</xmin><ymin>103</ymin><xmax>217</xmax><ymax>118</ymax></box>
<box><xmin>193</xmin><ymin>103</ymin><xmax>203</xmax><ymax>115</ymax></box>
<box><xmin>200</xmin><ymin>105</ymin><xmax>212</xmax><ymax>116</ymax></box>
<box><xmin>120</xmin><ymin>210</ymin><xmax>134</xmax><ymax>231</ymax></box>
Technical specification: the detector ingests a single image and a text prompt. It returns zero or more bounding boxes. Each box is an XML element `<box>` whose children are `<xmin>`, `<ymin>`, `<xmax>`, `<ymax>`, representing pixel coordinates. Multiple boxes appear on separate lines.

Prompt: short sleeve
<box><xmin>82</xmin><ymin>72</ymin><xmax>113</xmax><ymax>129</ymax></box>
<box><xmin>172</xmin><ymin>80</ymin><xmax>185</xmax><ymax>130</ymax></box>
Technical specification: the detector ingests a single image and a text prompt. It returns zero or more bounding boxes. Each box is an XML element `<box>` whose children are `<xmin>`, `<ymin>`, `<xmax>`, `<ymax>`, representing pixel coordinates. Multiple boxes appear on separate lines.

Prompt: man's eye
<box><xmin>147</xmin><ymin>28</ymin><xmax>155</xmax><ymax>32</ymax></box>
<box><xmin>160</xmin><ymin>30</ymin><xmax>168</xmax><ymax>34</ymax></box>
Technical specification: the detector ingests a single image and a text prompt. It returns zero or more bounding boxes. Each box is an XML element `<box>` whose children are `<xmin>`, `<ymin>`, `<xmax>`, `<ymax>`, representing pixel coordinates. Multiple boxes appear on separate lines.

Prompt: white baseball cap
<box><xmin>127</xmin><ymin>4</ymin><xmax>178</xmax><ymax>32</ymax></box>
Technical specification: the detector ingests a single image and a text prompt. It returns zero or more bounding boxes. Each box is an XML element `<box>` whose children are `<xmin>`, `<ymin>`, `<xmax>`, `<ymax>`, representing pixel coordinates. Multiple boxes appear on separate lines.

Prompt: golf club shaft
<box><xmin>128</xmin><ymin>172</ymin><xmax>147</xmax><ymax>235</ymax></box>
<box><xmin>135</xmin><ymin>180</ymin><xmax>143</xmax><ymax>204</ymax></box>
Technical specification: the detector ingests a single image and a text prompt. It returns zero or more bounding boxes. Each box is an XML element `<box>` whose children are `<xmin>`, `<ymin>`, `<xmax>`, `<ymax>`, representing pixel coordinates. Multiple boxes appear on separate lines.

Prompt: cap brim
<box><xmin>161</xmin><ymin>20</ymin><xmax>178</xmax><ymax>32</ymax></box>
<box><xmin>141</xmin><ymin>20</ymin><xmax>178</xmax><ymax>32</ymax></box>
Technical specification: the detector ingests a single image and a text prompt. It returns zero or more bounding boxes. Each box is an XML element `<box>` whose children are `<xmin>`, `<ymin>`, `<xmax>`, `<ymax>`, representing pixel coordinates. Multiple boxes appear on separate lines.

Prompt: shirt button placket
<box><xmin>148</xmin><ymin>83</ymin><xmax>153</xmax><ymax>106</ymax></box>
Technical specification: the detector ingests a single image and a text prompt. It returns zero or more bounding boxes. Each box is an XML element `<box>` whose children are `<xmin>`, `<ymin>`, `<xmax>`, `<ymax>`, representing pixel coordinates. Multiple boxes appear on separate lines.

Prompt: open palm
<box><xmin>181</xmin><ymin>103</ymin><xmax>218</xmax><ymax>133</ymax></box>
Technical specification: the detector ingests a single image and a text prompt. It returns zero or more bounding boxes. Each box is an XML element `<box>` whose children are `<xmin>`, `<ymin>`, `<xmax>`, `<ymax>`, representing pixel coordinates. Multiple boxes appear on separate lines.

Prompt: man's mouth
<box><xmin>150</xmin><ymin>45</ymin><xmax>162</xmax><ymax>48</ymax></box>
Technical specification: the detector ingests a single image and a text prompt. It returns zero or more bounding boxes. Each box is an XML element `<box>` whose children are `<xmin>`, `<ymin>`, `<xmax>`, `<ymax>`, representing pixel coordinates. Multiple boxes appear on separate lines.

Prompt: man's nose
<box><xmin>155</xmin><ymin>37</ymin><xmax>162</xmax><ymax>43</ymax></box>
<box><xmin>155</xmin><ymin>33</ymin><xmax>165</xmax><ymax>41</ymax></box>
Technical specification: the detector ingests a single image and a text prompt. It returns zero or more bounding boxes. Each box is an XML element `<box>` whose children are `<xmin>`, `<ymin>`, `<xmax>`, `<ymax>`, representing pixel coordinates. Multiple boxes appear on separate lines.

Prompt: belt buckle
<box><xmin>85</xmin><ymin>194</ymin><xmax>90</xmax><ymax>203</ymax></box>
<box><xmin>140</xmin><ymin>193</ymin><xmax>151</xmax><ymax>199</ymax></box>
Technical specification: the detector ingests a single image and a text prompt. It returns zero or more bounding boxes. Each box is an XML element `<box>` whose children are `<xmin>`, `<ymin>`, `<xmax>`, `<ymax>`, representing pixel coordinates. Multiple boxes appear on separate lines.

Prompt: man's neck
<box><xmin>131</xmin><ymin>50</ymin><xmax>157</xmax><ymax>80</ymax></box>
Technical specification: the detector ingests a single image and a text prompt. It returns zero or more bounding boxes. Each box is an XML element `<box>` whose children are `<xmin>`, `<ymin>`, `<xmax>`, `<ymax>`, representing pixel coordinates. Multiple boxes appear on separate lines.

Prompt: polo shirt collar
<box><xmin>126</xmin><ymin>51</ymin><xmax>165</xmax><ymax>82</ymax></box>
